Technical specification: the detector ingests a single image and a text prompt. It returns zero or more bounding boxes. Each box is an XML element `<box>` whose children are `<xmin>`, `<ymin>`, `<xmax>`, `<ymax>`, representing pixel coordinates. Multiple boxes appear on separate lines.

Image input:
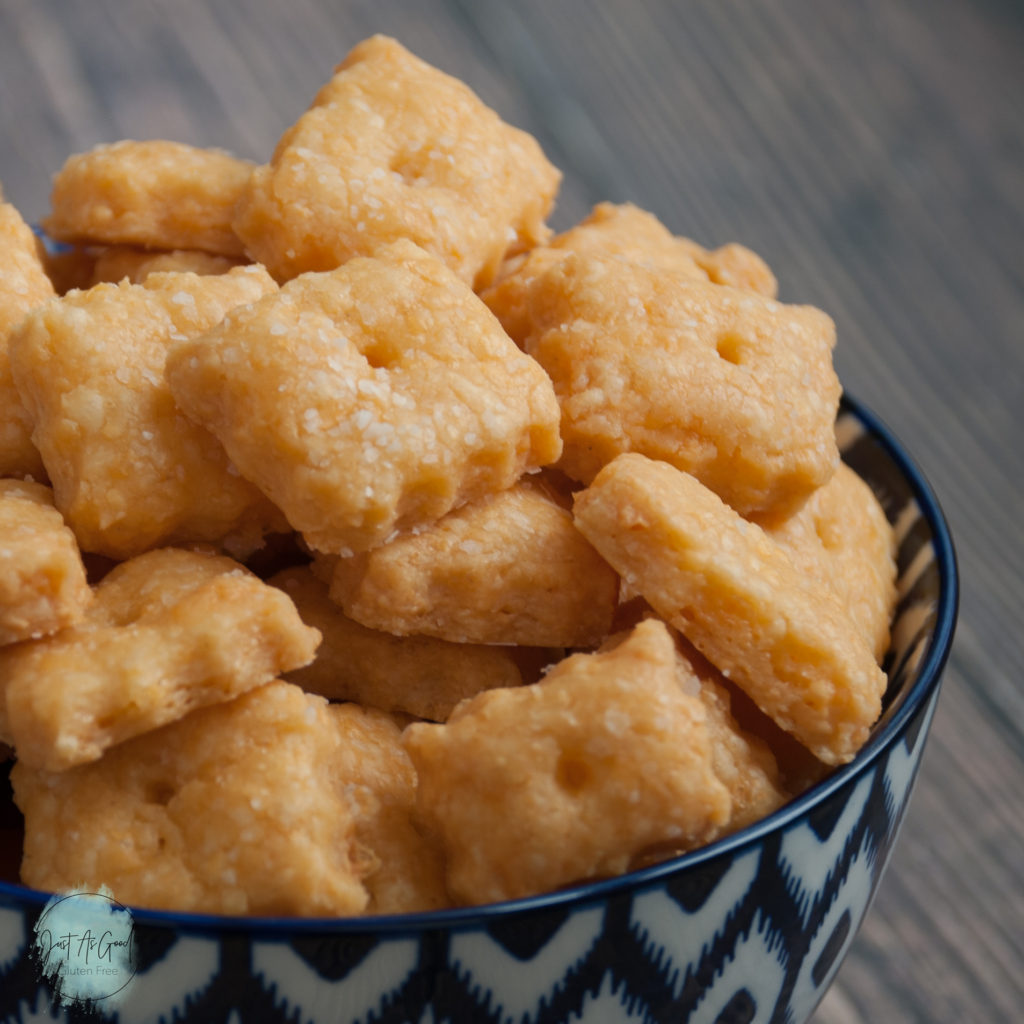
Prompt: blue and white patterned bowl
<box><xmin>0</xmin><ymin>393</ymin><xmax>957</xmax><ymax>1024</ymax></box>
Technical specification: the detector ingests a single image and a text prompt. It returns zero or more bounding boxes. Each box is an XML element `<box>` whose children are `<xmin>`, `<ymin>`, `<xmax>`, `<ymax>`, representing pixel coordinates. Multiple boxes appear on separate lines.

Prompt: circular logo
<box><xmin>31</xmin><ymin>888</ymin><xmax>137</xmax><ymax>1007</ymax></box>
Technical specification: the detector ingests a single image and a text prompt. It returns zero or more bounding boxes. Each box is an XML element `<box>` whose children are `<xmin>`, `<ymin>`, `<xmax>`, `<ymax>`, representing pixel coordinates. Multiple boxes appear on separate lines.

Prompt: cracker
<box><xmin>404</xmin><ymin>619</ymin><xmax>730</xmax><ymax>905</ymax></box>
<box><xmin>91</xmin><ymin>246</ymin><xmax>245</xmax><ymax>285</ymax></box>
<box><xmin>166</xmin><ymin>240</ymin><xmax>562</xmax><ymax>555</ymax></box>
<box><xmin>517</xmin><ymin>252</ymin><xmax>840</xmax><ymax>515</ymax></box>
<box><xmin>766</xmin><ymin>462</ymin><xmax>896</xmax><ymax>661</ymax></box>
<box><xmin>8</xmin><ymin>265</ymin><xmax>285</xmax><ymax>558</ymax></box>
<box><xmin>0</xmin><ymin>547</ymin><xmax>320</xmax><ymax>771</ymax></box>
<box><xmin>572</xmin><ymin>453</ymin><xmax>886</xmax><ymax>764</ymax></box>
<box><xmin>12</xmin><ymin>682</ymin><xmax>369</xmax><ymax>916</ymax></box>
<box><xmin>44</xmin><ymin>140</ymin><xmax>252</xmax><ymax>256</ymax></box>
<box><xmin>325</xmin><ymin>480</ymin><xmax>617</xmax><ymax>646</ymax></box>
<box><xmin>272</xmin><ymin>566</ymin><xmax>553</xmax><ymax>721</ymax></box>
<box><xmin>0</xmin><ymin>201</ymin><xmax>55</xmax><ymax>479</ymax></box>
<box><xmin>483</xmin><ymin>201</ymin><xmax>776</xmax><ymax>344</ymax></box>
<box><xmin>329</xmin><ymin>702</ymin><xmax>449</xmax><ymax>913</ymax></box>
<box><xmin>600</xmin><ymin>622</ymin><xmax>788</xmax><ymax>834</ymax></box>
<box><xmin>678</xmin><ymin>637</ymin><xmax>789</xmax><ymax>830</ymax></box>
<box><xmin>233</xmin><ymin>35</ymin><xmax>560</xmax><ymax>287</ymax></box>
<box><xmin>0</xmin><ymin>480</ymin><xmax>91</xmax><ymax>647</ymax></box>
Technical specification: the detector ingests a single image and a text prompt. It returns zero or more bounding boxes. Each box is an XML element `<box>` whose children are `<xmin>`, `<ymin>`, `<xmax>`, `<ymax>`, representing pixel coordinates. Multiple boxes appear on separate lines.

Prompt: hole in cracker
<box><xmin>555</xmin><ymin>752</ymin><xmax>592</xmax><ymax>793</ymax></box>
<box><xmin>715</xmin><ymin>331</ymin><xmax>747</xmax><ymax>365</ymax></box>
<box><xmin>145</xmin><ymin>780</ymin><xmax>176</xmax><ymax>806</ymax></box>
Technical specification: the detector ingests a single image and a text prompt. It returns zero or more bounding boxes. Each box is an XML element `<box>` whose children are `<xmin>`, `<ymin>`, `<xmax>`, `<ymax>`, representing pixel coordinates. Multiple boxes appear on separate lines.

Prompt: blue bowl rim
<box><xmin>0</xmin><ymin>392</ymin><xmax>959</xmax><ymax>936</ymax></box>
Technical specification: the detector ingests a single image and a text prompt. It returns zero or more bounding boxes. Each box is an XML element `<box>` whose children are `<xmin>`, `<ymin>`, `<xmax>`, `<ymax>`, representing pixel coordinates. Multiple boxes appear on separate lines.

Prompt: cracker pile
<box><xmin>0</xmin><ymin>36</ymin><xmax>896</xmax><ymax>914</ymax></box>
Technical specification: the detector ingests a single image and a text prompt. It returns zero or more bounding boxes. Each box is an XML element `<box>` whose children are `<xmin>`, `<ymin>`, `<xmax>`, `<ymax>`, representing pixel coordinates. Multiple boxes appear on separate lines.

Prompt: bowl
<box><xmin>0</xmin><ymin>393</ymin><xmax>957</xmax><ymax>1024</ymax></box>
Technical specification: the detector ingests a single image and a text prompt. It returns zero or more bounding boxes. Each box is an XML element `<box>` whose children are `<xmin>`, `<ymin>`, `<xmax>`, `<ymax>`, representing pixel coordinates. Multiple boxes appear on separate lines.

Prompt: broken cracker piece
<box><xmin>330</xmin><ymin>702</ymin><xmax>449</xmax><ymax>913</ymax></box>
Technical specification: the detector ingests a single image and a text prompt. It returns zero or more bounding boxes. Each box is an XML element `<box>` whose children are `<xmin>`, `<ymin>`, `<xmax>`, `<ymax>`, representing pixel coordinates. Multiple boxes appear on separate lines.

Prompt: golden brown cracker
<box><xmin>573</xmin><ymin>453</ymin><xmax>886</xmax><ymax>765</ymax></box>
<box><xmin>233</xmin><ymin>35</ymin><xmax>560</xmax><ymax>287</ymax></box>
<box><xmin>520</xmin><ymin>252</ymin><xmax>840</xmax><ymax>516</ymax></box>
<box><xmin>272</xmin><ymin>565</ymin><xmax>551</xmax><ymax>721</ymax></box>
<box><xmin>13</xmin><ymin>682</ymin><xmax>369</xmax><ymax>915</ymax></box>
<box><xmin>91</xmin><ymin>245</ymin><xmax>245</xmax><ymax>285</ymax></box>
<box><xmin>404</xmin><ymin>619</ymin><xmax>730</xmax><ymax>905</ymax></box>
<box><xmin>483</xmin><ymin>202</ymin><xmax>776</xmax><ymax>344</ymax></box>
<box><xmin>679</xmin><ymin>642</ymin><xmax>789</xmax><ymax>830</ymax></box>
<box><xmin>766</xmin><ymin>462</ymin><xmax>896</xmax><ymax>661</ymax></box>
<box><xmin>8</xmin><ymin>265</ymin><xmax>284</xmax><ymax>558</ymax></box>
<box><xmin>329</xmin><ymin>702</ymin><xmax>449</xmax><ymax>913</ymax></box>
<box><xmin>325</xmin><ymin>480</ymin><xmax>618</xmax><ymax>646</ymax></box>
<box><xmin>166</xmin><ymin>240</ymin><xmax>562</xmax><ymax>556</ymax></box>
<box><xmin>0</xmin><ymin>547</ymin><xmax>320</xmax><ymax>770</ymax></box>
<box><xmin>0</xmin><ymin>202</ymin><xmax>55</xmax><ymax>480</ymax></box>
<box><xmin>44</xmin><ymin>140</ymin><xmax>252</xmax><ymax>256</ymax></box>
<box><xmin>0</xmin><ymin>479</ymin><xmax>91</xmax><ymax>647</ymax></box>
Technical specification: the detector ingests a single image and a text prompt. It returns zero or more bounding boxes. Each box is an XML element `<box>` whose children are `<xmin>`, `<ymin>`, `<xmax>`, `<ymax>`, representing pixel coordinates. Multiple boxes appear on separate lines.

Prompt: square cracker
<box><xmin>44</xmin><ymin>140</ymin><xmax>252</xmax><ymax>257</ymax></box>
<box><xmin>12</xmin><ymin>682</ymin><xmax>369</xmax><ymax>916</ymax></box>
<box><xmin>8</xmin><ymin>265</ymin><xmax>284</xmax><ymax>558</ymax></box>
<box><xmin>521</xmin><ymin>252</ymin><xmax>840</xmax><ymax>517</ymax></box>
<box><xmin>404</xmin><ymin>619</ymin><xmax>730</xmax><ymax>905</ymax></box>
<box><xmin>572</xmin><ymin>453</ymin><xmax>887</xmax><ymax>765</ymax></box>
<box><xmin>272</xmin><ymin>565</ymin><xmax>553</xmax><ymax>722</ymax></box>
<box><xmin>233</xmin><ymin>35</ymin><xmax>560</xmax><ymax>287</ymax></box>
<box><xmin>166</xmin><ymin>240</ymin><xmax>562</xmax><ymax>556</ymax></box>
<box><xmin>0</xmin><ymin>547</ymin><xmax>319</xmax><ymax>771</ymax></box>
<box><xmin>324</xmin><ymin>479</ymin><xmax>618</xmax><ymax>646</ymax></box>
<box><xmin>0</xmin><ymin>480</ymin><xmax>91</xmax><ymax>647</ymax></box>
<box><xmin>482</xmin><ymin>201</ymin><xmax>777</xmax><ymax>344</ymax></box>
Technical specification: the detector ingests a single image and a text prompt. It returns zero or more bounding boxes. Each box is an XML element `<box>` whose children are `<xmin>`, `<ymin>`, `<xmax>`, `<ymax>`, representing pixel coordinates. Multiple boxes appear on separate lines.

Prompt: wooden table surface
<box><xmin>1</xmin><ymin>1</ymin><xmax>1021</xmax><ymax>1021</ymax></box>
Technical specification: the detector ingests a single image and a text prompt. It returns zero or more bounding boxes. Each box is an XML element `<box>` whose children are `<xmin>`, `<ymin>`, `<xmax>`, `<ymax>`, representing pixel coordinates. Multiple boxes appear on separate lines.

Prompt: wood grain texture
<box><xmin>1</xmin><ymin>1</ymin><xmax>1021</xmax><ymax>1020</ymax></box>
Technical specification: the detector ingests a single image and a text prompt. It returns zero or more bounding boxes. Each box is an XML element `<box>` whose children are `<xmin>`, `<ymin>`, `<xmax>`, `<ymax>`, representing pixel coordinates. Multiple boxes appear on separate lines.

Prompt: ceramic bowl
<box><xmin>0</xmin><ymin>393</ymin><xmax>957</xmax><ymax>1024</ymax></box>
